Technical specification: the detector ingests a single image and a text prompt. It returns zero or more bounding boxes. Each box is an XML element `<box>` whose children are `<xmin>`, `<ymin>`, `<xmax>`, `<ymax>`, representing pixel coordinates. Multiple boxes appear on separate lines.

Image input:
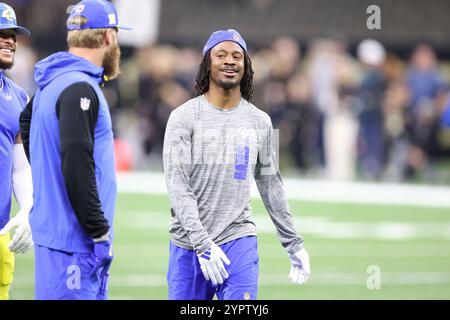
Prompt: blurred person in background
<box><xmin>137</xmin><ymin>45</ymin><xmax>192</xmax><ymax>167</ymax></box>
<box><xmin>0</xmin><ymin>2</ymin><xmax>33</xmax><ymax>300</ymax></box>
<box><xmin>285</xmin><ymin>73</ymin><xmax>322</xmax><ymax>174</ymax></box>
<box><xmin>356</xmin><ymin>39</ymin><xmax>387</xmax><ymax>180</ymax></box>
<box><xmin>259</xmin><ymin>37</ymin><xmax>308</xmax><ymax>171</ymax></box>
<box><xmin>19</xmin><ymin>0</ymin><xmax>130</xmax><ymax>300</ymax></box>
<box><xmin>270</xmin><ymin>36</ymin><xmax>300</xmax><ymax>82</ymax></box>
<box><xmin>163</xmin><ymin>29</ymin><xmax>309</xmax><ymax>300</ymax></box>
<box><xmin>437</xmin><ymin>93</ymin><xmax>450</xmax><ymax>167</ymax></box>
<box><xmin>382</xmin><ymin>80</ymin><xmax>412</xmax><ymax>181</ymax></box>
<box><xmin>406</xmin><ymin>44</ymin><xmax>446</xmax><ymax>114</ymax></box>
<box><xmin>306</xmin><ymin>38</ymin><xmax>359</xmax><ymax>180</ymax></box>
<box><xmin>404</xmin><ymin>44</ymin><xmax>447</xmax><ymax>180</ymax></box>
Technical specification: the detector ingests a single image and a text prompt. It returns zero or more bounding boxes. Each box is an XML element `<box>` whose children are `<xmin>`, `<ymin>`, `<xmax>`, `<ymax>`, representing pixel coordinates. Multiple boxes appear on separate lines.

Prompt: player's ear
<box><xmin>103</xmin><ymin>28</ymin><xmax>116</xmax><ymax>46</ymax></box>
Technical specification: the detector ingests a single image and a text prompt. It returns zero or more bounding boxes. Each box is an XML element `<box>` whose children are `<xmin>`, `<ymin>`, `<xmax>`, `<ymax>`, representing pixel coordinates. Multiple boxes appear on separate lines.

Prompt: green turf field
<box><xmin>9</xmin><ymin>192</ymin><xmax>450</xmax><ymax>300</ymax></box>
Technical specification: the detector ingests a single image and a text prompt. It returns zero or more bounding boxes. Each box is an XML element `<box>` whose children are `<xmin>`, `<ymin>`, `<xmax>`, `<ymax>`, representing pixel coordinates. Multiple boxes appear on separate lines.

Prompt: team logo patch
<box><xmin>2</xmin><ymin>8</ymin><xmax>15</xmax><ymax>22</ymax></box>
<box><xmin>80</xmin><ymin>97</ymin><xmax>91</xmax><ymax>111</ymax></box>
<box><xmin>108</xmin><ymin>13</ymin><xmax>116</xmax><ymax>25</ymax></box>
<box><xmin>67</xmin><ymin>15</ymin><xmax>88</xmax><ymax>28</ymax></box>
<box><xmin>244</xmin><ymin>291</ymin><xmax>251</xmax><ymax>300</ymax></box>
<box><xmin>229</xmin><ymin>29</ymin><xmax>241</xmax><ymax>42</ymax></box>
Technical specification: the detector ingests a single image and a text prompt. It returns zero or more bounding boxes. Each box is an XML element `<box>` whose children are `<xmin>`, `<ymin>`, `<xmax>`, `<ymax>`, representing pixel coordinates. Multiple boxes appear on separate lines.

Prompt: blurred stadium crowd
<box><xmin>5</xmin><ymin>0</ymin><xmax>450</xmax><ymax>184</ymax></box>
<box><xmin>7</xmin><ymin>36</ymin><xmax>450</xmax><ymax>183</ymax></box>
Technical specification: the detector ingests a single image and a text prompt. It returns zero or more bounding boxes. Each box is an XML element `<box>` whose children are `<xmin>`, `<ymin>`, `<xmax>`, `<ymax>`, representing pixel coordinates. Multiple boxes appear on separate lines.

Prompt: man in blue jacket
<box><xmin>19</xmin><ymin>0</ymin><xmax>131</xmax><ymax>300</ymax></box>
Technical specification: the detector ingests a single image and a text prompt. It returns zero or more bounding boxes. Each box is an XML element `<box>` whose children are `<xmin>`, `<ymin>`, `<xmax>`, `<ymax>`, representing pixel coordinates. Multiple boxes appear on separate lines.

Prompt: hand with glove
<box><xmin>87</xmin><ymin>236</ymin><xmax>113</xmax><ymax>277</ymax></box>
<box><xmin>0</xmin><ymin>209</ymin><xmax>33</xmax><ymax>254</ymax></box>
<box><xmin>197</xmin><ymin>243</ymin><xmax>231</xmax><ymax>286</ymax></box>
<box><xmin>289</xmin><ymin>247</ymin><xmax>310</xmax><ymax>285</ymax></box>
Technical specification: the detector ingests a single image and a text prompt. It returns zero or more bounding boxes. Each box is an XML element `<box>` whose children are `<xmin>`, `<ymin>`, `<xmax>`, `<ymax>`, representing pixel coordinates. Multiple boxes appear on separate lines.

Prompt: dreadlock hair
<box><xmin>194</xmin><ymin>49</ymin><xmax>254</xmax><ymax>102</ymax></box>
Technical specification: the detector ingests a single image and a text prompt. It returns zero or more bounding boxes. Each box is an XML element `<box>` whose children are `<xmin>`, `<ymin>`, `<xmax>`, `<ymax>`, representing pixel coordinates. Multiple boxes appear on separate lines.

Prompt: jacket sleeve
<box><xmin>19</xmin><ymin>95</ymin><xmax>34</xmax><ymax>163</ymax></box>
<box><xmin>163</xmin><ymin>110</ymin><xmax>213</xmax><ymax>254</ymax></box>
<box><xmin>56</xmin><ymin>81</ymin><xmax>109</xmax><ymax>239</ymax></box>
<box><xmin>254</xmin><ymin>119</ymin><xmax>304</xmax><ymax>254</ymax></box>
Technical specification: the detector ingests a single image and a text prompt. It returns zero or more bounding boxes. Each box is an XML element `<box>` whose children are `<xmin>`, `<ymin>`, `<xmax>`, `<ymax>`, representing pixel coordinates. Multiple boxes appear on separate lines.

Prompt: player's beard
<box><xmin>217</xmin><ymin>78</ymin><xmax>240</xmax><ymax>90</ymax></box>
<box><xmin>102</xmin><ymin>41</ymin><xmax>120</xmax><ymax>80</ymax></box>
<box><xmin>213</xmin><ymin>66</ymin><xmax>243</xmax><ymax>91</ymax></box>
<box><xmin>0</xmin><ymin>56</ymin><xmax>14</xmax><ymax>70</ymax></box>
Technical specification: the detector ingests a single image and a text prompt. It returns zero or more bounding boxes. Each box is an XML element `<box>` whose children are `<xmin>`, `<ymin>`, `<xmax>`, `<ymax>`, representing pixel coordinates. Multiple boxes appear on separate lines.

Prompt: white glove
<box><xmin>197</xmin><ymin>243</ymin><xmax>231</xmax><ymax>285</ymax></box>
<box><xmin>0</xmin><ymin>210</ymin><xmax>33</xmax><ymax>254</ymax></box>
<box><xmin>289</xmin><ymin>248</ymin><xmax>310</xmax><ymax>285</ymax></box>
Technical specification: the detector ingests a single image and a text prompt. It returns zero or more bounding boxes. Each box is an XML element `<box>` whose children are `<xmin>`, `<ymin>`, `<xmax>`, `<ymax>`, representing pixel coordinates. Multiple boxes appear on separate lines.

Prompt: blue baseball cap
<box><xmin>202</xmin><ymin>29</ymin><xmax>247</xmax><ymax>56</ymax></box>
<box><xmin>0</xmin><ymin>3</ymin><xmax>30</xmax><ymax>36</ymax></box>
<box><xmin>67</xmin><ymin>0</ymin><xmax>131</xmax><ymax>31</ymax></box>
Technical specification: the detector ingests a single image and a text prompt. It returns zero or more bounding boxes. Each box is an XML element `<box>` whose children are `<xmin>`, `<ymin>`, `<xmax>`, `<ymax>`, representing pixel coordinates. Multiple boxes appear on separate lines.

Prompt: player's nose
<box><xmin>224</xmin><ymin>55</ymin><xmax>235</xmax><ymax>65</ymax></box>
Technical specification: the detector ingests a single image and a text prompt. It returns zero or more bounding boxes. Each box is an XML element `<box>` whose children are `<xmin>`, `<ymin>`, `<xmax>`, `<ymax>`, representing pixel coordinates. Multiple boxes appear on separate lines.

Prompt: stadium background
<box><xmin>6</xmin><ymin>0</ymin><xmax>450</xmax><ymax>299</ymax></box>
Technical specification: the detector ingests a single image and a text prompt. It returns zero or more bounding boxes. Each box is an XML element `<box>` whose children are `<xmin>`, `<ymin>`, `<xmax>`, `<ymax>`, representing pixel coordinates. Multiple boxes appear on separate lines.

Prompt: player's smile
<box><xmin>0</xmin><ymin>46</ymin><xmax>15</xmax><ymax>58</ymax></box>
<box><xmin>0</xmin><ymin>32</ymin><xmax>17</xmax><ymax>65</ymax></box>
<box><xmin>221</xmin><ymin>67</ymin><xmax>239</xmax><ymax>77</ymax></box>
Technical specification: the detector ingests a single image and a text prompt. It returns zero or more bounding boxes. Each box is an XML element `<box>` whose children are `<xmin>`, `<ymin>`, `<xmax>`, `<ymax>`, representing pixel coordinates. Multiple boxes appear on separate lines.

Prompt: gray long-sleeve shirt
<box><xmin>163</xmin><ymin>95</ymin><xmax>303</xmax><ymax>254</ymax></box>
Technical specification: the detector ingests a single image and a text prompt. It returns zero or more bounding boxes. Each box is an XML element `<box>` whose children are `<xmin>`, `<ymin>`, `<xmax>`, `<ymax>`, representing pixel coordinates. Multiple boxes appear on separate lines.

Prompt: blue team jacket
<box><xmin>0</xmin><ymin>72</ymin><xmax>28</xmax><ymax>229</ymax></box>
<box><xmin>29</xmin><ymin>52</ymin><xmax>117</xmax><ymax>253</ymax></box>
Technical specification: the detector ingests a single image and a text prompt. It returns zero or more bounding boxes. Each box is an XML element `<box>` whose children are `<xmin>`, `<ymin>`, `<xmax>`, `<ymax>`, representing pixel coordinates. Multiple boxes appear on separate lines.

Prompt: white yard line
<box><xmin>258</xmin><ymin>272</ymin><xmax>450</xmax><ymax>285</ymax></box>
<box><xmin>89</xmin><ymin>272</ymin><xmax>450</xmax><ymax>287</ymax></box>
<box><xmin>117</xmin><ymin>172</ymin><xmax>450</xmax><ymax>208</ymax></box>
<box><xmin>119</xmin><ymin>210</ymin><xmax>450</xmax><ymax>241</ymax></box>
<box><xmin>253</xmin><ymin>216</ymin><xmax>450</xmax><ymax>240</ymax></box>
<box><xmin>11</xmin><ymin>272</ymin><xmax>450</xmax><ymax>289</ymax></box>
<box><xmin>110</xmin><ymin>272</ymin><xmax>450</xmax><ymax>286</ymax></box>
<box><xmin>113</xmin><ymin>243</ymin><xmax>450</xmax><ymax>258</ymax></box>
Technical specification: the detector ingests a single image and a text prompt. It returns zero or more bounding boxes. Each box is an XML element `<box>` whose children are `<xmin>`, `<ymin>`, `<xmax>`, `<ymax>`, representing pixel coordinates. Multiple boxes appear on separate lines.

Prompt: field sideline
<box><xmin>9</xmin><ymin>172</ymin><xmax>450</xmax><ymax>300</ymax></box>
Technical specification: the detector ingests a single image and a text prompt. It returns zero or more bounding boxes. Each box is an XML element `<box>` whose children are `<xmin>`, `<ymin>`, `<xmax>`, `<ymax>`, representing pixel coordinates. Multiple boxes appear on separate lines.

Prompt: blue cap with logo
<box><xmin>67</xmin><ymin>0</ymin><xmax>131</xmax><ymax>31</ymax></box>
<box><xmin>202</xmin><ymin>29</ymin><xmax>247</xmax><ymax>55</ymax></box>
<box><xmin>0</xmin><ymin>3</ymin><xmax>30</xmax><ymax>36</ymax></box>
